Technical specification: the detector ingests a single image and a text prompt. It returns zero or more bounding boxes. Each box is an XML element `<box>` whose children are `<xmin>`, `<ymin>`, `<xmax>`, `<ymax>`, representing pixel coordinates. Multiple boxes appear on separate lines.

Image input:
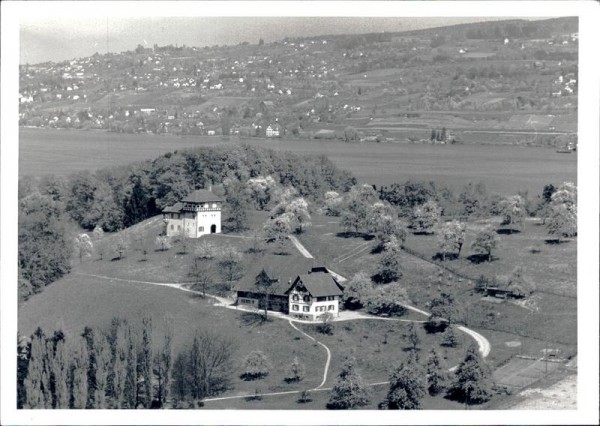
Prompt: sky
<box><xmin>20</xmin><ymin>16</ymin><xmax>519</xmax><ymax>64</ymax></box>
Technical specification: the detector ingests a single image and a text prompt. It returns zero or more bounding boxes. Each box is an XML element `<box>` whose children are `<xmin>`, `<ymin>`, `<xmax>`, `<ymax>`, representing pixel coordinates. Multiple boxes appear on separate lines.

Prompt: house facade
<box><xmin>162</xmin><ymin>189</ymin><xmax>223</xmax><ymax>238</ymax></box>
<box><xmin>285</xmin><ymin>267</ymin><xmax>344</xmax><ymax>321</ymax></box>
<box><xmin>234</xmin><ymin>266</ymin><xmax>344</xmax><ymax>321</ymax></box>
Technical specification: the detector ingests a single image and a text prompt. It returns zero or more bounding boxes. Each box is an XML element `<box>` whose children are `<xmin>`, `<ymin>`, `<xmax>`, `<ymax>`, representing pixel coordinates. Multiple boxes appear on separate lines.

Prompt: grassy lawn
<box><xmin>402</xmin><ymin>217</ymin><xmax>577</xmax><ymax>297</ymax></box>
<box><xmin>299</xmin><ymin>319</ymin><xmax>468</xmax><ymax>387</ymax></box>
<box><xmin>18</xmin><ymin>274</ymin><xmax>327</xmax><ymax>397</ymax></box>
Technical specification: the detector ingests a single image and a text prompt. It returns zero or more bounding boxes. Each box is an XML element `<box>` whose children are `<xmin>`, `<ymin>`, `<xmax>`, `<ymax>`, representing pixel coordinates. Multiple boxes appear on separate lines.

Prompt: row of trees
<box><xmin>18</xmin><ymin>316</ymin><xmax>174</xmax><ymax>409</ymax></box>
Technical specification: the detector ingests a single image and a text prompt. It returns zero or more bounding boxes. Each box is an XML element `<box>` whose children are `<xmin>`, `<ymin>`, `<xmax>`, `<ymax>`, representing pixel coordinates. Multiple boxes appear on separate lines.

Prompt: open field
<box><xmin>19</xmin><ymin>128</ymin><xmax>576</xmax><ymax>195</ymax></box>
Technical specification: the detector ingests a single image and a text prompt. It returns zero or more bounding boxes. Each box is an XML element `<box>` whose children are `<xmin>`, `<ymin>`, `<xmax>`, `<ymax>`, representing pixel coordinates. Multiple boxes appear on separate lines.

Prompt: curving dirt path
<box><xmin>287</xmin><ymin>320</ymin><xmax>331</xmax><ymax>390</ymax></box>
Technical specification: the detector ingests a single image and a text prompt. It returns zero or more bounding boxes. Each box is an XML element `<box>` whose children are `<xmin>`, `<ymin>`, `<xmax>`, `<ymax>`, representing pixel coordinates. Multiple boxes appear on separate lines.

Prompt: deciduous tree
<box><xmin>437</xmin><ymin>220</ymin><xmax>466</xmax><ymax>260</ymax></box>
<box><xmin>411</xmin><ymin>200</ymin><xmax>440</xmax><ymax>234</ymax></box>
<box><xmin>155</xmin><ymin>235</ymin><xmax>171</xmax><ymax>252</ymax></box>
<box><xmin>71</xmin><ymin>337</ymin><xmax>89</xmax><ymax>409</ymax></box>
<box><xmin>241</xmin><ymin>351</ymin><xmax>272</xmax><ymax>380</ymax></box>
<box><xmin>498</xmin><ymin>195</ymin><xmax>526</xmax><ymax>233</ymax></box>
<box><xmin>217</xmin><ymin>246</ymin><xmax>244</xmax><ymax>283</ymax></box>
<box><xmin>471</xmin><ymin>226</ymin><xmax>499</xmax><ymax>262</ymax></box>
<box><xmin>375</xmin><ymin>240</ymin><xmax>403</xmax><ymax>283</ymax></box>
<box><xmin>263</xmin><ymin>214</ymin><xmax>291</xmax><ymax>254</ymax></box>
<box><xmin>74</xmin><ymin>233</ymin><xmax>94</xmax><ymax>263</ymax></box>
<box><xmin>284</xmin><ymin>356</ymin><xmax>306</xmax><ymax>383</ymax></box>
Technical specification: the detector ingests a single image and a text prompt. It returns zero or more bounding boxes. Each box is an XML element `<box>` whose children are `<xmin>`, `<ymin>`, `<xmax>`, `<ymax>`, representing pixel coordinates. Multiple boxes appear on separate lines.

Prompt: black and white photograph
<box><xmin>1</xmin><ymin>1</ymin><xmax>598</xmax><ymax>425</ymax></box>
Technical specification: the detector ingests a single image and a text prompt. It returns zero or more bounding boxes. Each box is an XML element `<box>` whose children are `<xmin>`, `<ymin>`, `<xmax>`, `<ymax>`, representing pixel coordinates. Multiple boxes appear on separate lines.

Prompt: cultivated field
<box><xmin>19</xmin><ymin>128</ymin><xmax>576</xmax><ymax>195</ymax></box>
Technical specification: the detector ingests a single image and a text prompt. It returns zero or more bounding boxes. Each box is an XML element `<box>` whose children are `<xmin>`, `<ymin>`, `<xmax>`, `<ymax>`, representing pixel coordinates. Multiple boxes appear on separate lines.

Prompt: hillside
<box><xmin>19</xmin><ymin>17</ymin><xmax>578</xmax><ymax>147</ymax></box>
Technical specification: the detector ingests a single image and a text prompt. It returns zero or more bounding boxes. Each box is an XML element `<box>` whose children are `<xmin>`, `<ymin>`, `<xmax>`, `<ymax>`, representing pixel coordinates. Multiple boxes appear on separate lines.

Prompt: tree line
<box><xmin>17</xmin><ymin>315</ymin><xmax>242</xmax><ymax>409</ymax></box>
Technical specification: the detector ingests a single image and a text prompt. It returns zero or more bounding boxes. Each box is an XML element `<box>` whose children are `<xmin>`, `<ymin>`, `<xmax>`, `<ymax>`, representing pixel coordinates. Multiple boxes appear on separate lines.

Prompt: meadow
<box><xmin>17</xmin><ymin>214</ymin><xmax>472</xmax><ymax>409</ymax></box>
<box><xmin>295</xmin><ymin>213</ymin><xmax>578</xmax><ymax>364</ymax></box>
<box><xmin>19</xmin><ymin>128</ymin><xmax>576</xmax><ymax>195</ymax></box>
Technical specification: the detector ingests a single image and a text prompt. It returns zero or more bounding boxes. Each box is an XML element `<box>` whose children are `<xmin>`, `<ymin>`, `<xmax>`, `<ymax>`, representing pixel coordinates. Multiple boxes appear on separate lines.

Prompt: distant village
<box><xmin>19</xmin><ymin>21</ymin><xmax>578</xmax><ymax>144</ymax></box>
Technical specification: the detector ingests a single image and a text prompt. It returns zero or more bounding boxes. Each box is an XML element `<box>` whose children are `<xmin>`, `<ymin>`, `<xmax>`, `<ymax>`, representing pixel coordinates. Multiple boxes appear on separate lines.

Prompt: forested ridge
<box><xmin>18</xmin><ymin>144</ymin><xmax>356</xmax><ymax>301</ymax></box>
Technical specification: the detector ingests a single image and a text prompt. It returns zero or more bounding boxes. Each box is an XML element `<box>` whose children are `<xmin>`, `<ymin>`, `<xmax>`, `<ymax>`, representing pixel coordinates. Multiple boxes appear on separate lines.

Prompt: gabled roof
<box><xmin>234</xmin><ymin>256</ymin><xmax>316</xmax><ymax>296</ymax></box>
<box><xmin>286</xmin><ymin>269</ymin><xmax>344</xmax><ymax>298</ymax></box>
<box><xmin>162</xmin><ymin>202</ymin><xmax>183</xmax><ymax>213</ymax></box>
<box><xmin>181</xmin><ymin>189</ymin><xmax>224</xmax><ymax>204</ymax></box>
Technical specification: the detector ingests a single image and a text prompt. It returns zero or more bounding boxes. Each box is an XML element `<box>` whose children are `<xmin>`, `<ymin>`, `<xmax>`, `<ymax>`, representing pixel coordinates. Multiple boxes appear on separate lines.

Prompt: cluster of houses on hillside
<box><xmin>162</xmin><ymin>189</ymin><xmax>344</xmax><ymax>321</ymax></box>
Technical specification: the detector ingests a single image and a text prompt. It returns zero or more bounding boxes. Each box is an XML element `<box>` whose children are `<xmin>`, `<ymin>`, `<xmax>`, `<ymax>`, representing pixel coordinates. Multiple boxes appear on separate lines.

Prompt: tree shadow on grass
<box><xmin>238</xmin><ymin>311</ymin><xmax>272</xmax><ymax>327</ymax></box>
<box><xmin>544</xmin><ymin>238</ymin><xmax>562</xmax><ymax>245</ymax></box>
<box><xmin>412</xmin><ymin>231</ymin><xmax>434</xmax><ymax>236</ymax></box>
<box><xmin>496</xmin><ymin>228</ymin><xmax>521</xmax><ymax>235</ymax></box>
<box><xmin>467</xmin><ymin>254</ymin><xmax>493</xmax><ymax>264</ymax></box>
<box><xmin>110</xmin><ymin>257</ymin><xmax>123</xmax><ymax>262</ymax></box>
<box><xmin>336</xmin><ymin>231</ymin><xmax>374</xmax><ymax>241</ymax></box>
<box><xmin>432</xmin><ymin>252</ymin><xmax>459</xmax><ymax>261</ymax></box>
<box><xmin>370</xmin><ymin>244</ymin><xmax>384</xmax><ymax>255</ymax></box>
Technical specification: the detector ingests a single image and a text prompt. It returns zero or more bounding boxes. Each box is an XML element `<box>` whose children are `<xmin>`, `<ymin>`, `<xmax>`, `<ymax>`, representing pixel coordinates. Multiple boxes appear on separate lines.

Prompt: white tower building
<box><xmin>162</xmin><ymin>189</ymin><xmax>223</xmax><ymax>238</ymax></box>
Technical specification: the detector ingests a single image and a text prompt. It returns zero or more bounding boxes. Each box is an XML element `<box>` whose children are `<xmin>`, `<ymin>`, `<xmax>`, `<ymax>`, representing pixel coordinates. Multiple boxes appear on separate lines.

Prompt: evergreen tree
<box><xmin>448</xmin><ymin>345</ymin><xmax>493</xmax><ymax>405</ymax></box>
<box><xmin>426</xmin><ymin>349</ymin><xmax>447</xmax><ymax>396</ymax></box>
<box><xmin>327</xmin><ymin>357</ymin><xmax>370</xmax><ymax>409</ymax></box>
<box><xmin>381</xmin><ymin>356</ymin><xmax>425</xmax><ymax>409</ymax></box>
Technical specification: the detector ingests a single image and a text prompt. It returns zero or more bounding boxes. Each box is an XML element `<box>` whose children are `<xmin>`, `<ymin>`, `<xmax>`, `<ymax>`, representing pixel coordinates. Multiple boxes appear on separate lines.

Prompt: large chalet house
<box><xmin>162</xmin><ymin>189</ymin><xmax>223</xmax><ymax>238</ymax></box>
<box><xmin>234</xmin><ymin>258</ymin><xmax>344</xmax><ymax>321</ymax></box>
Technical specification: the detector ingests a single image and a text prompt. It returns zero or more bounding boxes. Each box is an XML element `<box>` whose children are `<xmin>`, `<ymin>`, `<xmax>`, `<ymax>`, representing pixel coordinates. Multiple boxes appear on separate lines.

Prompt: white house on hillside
<box><xmin>162</xmin><ymin>189</ymin><xmax>223</xmax><ymax>238</ymax></box>
<box><xmin>286</xmin><ymin>267</ymin><xmax>344</xmax><ymax>320</ymax></box>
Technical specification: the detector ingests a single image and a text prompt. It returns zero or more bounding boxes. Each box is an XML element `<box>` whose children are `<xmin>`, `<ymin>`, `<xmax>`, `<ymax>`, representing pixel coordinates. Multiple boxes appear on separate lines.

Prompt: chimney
<box><xmin>208</xmin><ymin>184</ymin><xmax>212</xmax><ymax>192</ymax></box>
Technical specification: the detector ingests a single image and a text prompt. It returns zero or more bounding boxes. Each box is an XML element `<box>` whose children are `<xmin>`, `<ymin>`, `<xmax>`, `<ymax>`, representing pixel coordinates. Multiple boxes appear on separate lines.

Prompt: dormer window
<box><xmin>212</xmin><ymin>203</ymin><xmax>217</xmax><ymax>208</ymax></box>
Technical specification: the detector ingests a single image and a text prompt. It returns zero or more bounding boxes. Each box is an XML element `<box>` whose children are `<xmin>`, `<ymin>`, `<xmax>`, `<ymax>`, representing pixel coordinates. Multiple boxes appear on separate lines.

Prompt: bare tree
<box><xmin>189</xmin><ymin>330</ymin><xmax>233</xmax><ymax>400</ymax></box>
<box><xmin>189</xmin><ymin>258</ymin><xmax>214</xmax><ymax>298</ymax></box>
